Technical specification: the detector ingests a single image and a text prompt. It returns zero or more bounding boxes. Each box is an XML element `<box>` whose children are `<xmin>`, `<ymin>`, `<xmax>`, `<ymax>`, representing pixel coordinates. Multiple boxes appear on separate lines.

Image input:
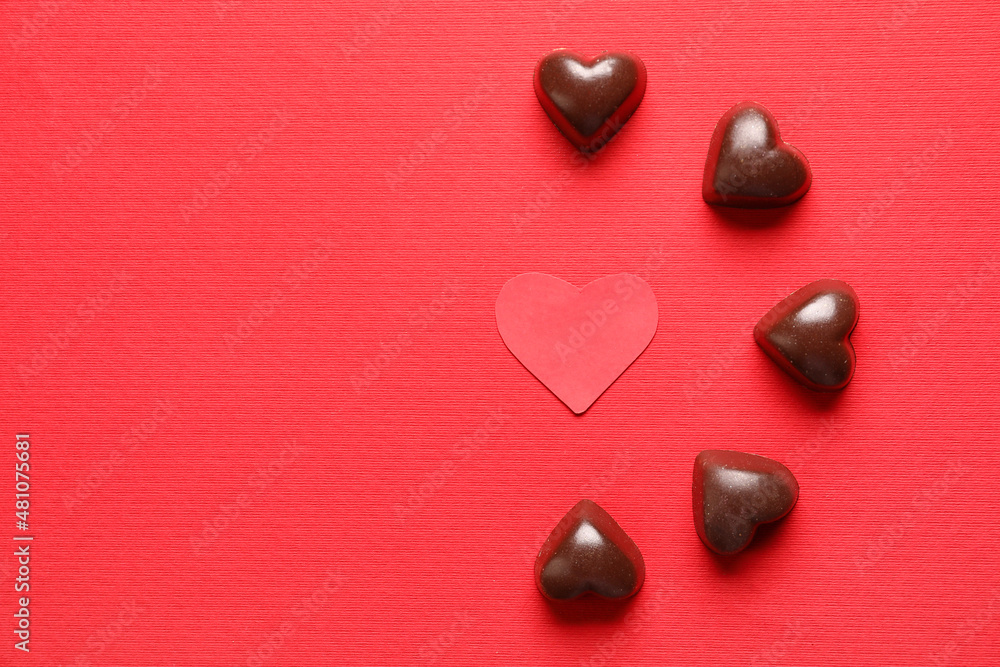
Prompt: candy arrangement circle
<box><xmin>504</xmin><ymin>48</ymin><xmax>863</xmax><ymax>601</ymax></box>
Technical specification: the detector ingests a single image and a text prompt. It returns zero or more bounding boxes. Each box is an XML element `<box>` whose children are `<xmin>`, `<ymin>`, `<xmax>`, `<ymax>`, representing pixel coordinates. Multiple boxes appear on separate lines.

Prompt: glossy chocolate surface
<box><xmin>693</xmin><ymin>450</ymin><xmax>799</xmax><ymax>555</ymax></box>
<box><xmin>755</xmin><ymin>279</ymin><xmax>860</xmax><ymax>391</ymax></box>
<box><xmin>703</xmin><ymin>102</ymin><xmax>812</xmax><ymax>208</ymax></box>
<box><xmin>534</xmin><ymin>499</ymin><xmax>645</xmax><ymax>600</ymax></box>
<box><xmin>534</xmin><ymin>50</ymin><xmax>647</xmax><ymax>153</ymax></box>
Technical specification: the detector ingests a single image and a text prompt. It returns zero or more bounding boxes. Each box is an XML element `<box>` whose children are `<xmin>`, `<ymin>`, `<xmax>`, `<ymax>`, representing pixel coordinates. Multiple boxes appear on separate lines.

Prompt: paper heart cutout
<box><xmin>495</xmin><ymin>272</ymin><xmax>657</xmax><ymax>414</ymax></box>
<box><xmin>754</xmin><ymin>279</ymin><xmax>859</xmax><ymax>391</ymax></box>
<box><xmin>703</xmin><ymin>101</ymin><xmax>812</xmax><ymax>208</ymax></box>
<box><xmin>534</xmin><ymin>49</ymin><xmax>647</xmax><ymax>153</ymax></box>
<box><xmin>693</xmin><ymin>450</ymin><xmax>799</xmax><ymax>555</ymax></box>
<box><xmin>535</xmin><ymin>499</ymin><xmax>645</xmax><ymax>600</ymax></box>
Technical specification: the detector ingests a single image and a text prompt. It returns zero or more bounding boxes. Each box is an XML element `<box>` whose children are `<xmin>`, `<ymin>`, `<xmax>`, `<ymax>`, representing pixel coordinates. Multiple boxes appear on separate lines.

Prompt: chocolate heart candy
<box><xmin>703</xmin><ymin>102</ymin><xmax>812</xmax><ymax>208</ymax></box>
<box><xmin>693</xmin><ymin>450</ymin><xmax>799</xmax><ymax>555</ymax></box>
<box><xmin>534</xmin><ymin>499</ymin><xmax>645</xmax><ymax>600</ymax></box>
<box><xmin>755</xmin><ymin>279</ymin><xmax>860</xmax><ymax>391</ymax></box>
<box><xmin>534</xmin><ymin>49</ymin><xmax>647</xmax><ymax>153</ymax></box>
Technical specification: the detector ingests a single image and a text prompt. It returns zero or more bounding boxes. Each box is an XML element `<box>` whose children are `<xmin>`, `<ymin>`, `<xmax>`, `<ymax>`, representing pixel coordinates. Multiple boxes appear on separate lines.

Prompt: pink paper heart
<box><xmin>495</xmin><ymin>273</ymin><xmax>658</xmax><ymax>414</ymax></box>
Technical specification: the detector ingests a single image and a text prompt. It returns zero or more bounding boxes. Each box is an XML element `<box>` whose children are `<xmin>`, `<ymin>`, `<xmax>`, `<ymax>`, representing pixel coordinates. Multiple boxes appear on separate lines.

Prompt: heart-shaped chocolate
<box><xmin>693</xmin><ymin>450</ymin><xmax>799</xmax><ymax>555</ymax></box>
<box><xmin>702</xmin><ymin>102</ymin><xmax>812</xmax><ymax>208</ymax></box>
<box><xmin>534</xmin><ymin>49</ymin><xmax>647</xmax><ymax>153</ymax></box>
<box><xmin>754</xmin><ymin>279</ymin><xmax>860</xmax><ymax>391</ymax></box>
<box><xmin>535</xmin><ymin>499</ymin><xmax>645</xmax><ymax>600</ymax></box>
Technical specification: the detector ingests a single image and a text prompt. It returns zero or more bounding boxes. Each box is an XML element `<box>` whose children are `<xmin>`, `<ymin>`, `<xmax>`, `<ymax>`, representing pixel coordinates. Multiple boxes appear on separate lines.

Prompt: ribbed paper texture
<box><xmin>1</xmin><ymin>1</ymin><xmax>998</xmax><ymax>665</ymax></box>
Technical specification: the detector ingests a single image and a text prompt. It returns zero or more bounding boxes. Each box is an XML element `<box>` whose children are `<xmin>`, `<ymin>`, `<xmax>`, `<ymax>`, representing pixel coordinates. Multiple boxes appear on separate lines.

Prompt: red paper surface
<box><xmin>2</xmin><ymin>1</ymin><xmax>999</xmax><ymax>665</ymax></box>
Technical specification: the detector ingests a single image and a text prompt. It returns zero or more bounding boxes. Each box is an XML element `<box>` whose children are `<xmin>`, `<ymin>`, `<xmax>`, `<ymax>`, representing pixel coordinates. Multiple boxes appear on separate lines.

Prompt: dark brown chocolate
<box><xmin>755</xmin><ymin>279</ymin><xmax>860</xmax><ymax>391</ymax></box>
<box><xmin>534</xmin><ymin>50</ymin><xmax>647</xmax><ymax>153</ymax></box>
<box><xmin>703</xmin><ymin>102</ymin><xmax>812</xmax><ymax>208</ymax></box>
<box><xmin>693</xmin><ymin>450</ymin><xmax>799</xmax><ymax>555</ymax></box>
<box><xmin>534</xmin><ymin>499</ymin><xmax>645</xmax><ymax>600</ymax></box>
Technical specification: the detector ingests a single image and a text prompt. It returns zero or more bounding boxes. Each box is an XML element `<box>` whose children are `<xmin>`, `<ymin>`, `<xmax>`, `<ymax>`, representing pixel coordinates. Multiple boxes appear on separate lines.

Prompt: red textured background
<box><xmin>2</xmin><ymin>1</ymin><xmax>1000</xmax><ymax>665</ymax></box>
